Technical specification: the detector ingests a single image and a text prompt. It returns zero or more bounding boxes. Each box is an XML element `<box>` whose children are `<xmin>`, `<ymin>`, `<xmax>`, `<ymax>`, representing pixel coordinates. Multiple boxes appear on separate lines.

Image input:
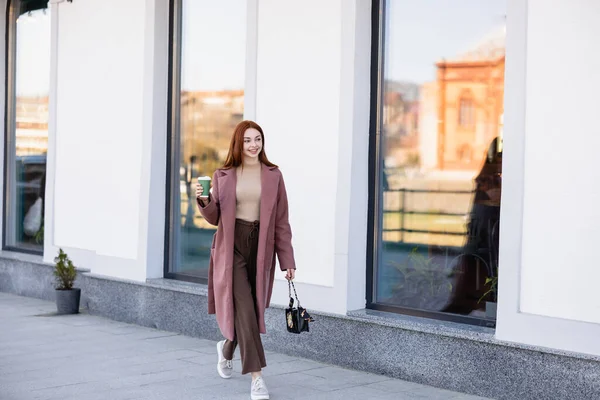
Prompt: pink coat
<box><xmin>197</xmin><ymin>163</ymin><xmax>296</xmax><ymax>341</ymax></box>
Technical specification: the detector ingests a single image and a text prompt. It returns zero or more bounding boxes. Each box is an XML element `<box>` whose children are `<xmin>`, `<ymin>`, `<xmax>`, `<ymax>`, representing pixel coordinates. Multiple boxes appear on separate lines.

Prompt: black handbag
<box><xmin>285</xmin><ymin>280</ymin><xmax>314</xmax><ymax>334</ymax></box>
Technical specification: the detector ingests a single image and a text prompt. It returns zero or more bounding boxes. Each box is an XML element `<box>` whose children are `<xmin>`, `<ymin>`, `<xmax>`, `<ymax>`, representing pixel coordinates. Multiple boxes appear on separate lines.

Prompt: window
<box><xmin>3</xmin><ymin>0</ymin><xmax>50</xmax><ymax>253</ymax></box>
<box><xmin>165</xmin><ymin>0</ymin><xmax>248</xmax><ymax>282</ymax></box>
<box><xmin>368</xmin><ymin>0</ymin><xmax>506</xmax><ymax>326</ymax></box>
<box><xmin>458</xmin><ymin>95</ymin><xmax>474</xmax><ymax>128</ymax></box>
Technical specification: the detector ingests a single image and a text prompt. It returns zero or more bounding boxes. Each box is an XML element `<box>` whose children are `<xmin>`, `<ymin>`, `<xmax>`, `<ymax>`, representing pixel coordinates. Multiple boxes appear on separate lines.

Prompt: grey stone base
<box><xmin>2</xmin><ymin>253</ymin><xmax>599</xmax><ymax>400</ymax></box>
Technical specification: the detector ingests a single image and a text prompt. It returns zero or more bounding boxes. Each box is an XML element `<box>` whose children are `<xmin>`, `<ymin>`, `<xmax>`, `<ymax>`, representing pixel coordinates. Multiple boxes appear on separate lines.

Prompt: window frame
<box><xmin>164</xmin><ymin>0</ymin><xmax>196</xmax><ymax>283</ymax></box>
<box><xmin>2</xmin><ymin>0</ymin><xmax>47</xmax><ymax>255</ymax></box>
<box><xmin>366</xmin><ymin>0</ymin><xmax>496</xmax><ymax>328</ymax></box>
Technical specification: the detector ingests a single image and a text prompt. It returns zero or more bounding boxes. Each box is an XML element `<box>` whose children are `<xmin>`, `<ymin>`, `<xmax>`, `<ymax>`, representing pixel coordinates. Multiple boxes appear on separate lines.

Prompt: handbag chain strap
<box><xmin>288</xmin><ymin>280</ymin><xmax>301</xmax><ymax>308</ymax></box>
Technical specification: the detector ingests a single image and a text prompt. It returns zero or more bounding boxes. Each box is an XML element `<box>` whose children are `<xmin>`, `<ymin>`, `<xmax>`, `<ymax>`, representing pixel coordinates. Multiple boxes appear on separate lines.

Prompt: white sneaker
<box><xmin>251</xmin><ymin>376</ymin><xmax>270</xmax><ymax>400</ymax></box>
<box><xmin>216</xmin><ymin>340</ymin><xmax>233</xmax><ymax>379</ymax></box>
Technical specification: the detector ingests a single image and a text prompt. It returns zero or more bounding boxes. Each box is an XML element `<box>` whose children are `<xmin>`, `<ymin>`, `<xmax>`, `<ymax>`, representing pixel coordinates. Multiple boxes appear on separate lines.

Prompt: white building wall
<box><xmin>519</xmin><ymin>0</ymin><xmax>600</xmax><ymax>325</ymax></box>
<box><xmin>255</xmin><ymin>0</ymin><xmax>370</xmax><ymax>314</ymax></box>
<box><xmin>255</xmin><ymin>0</ymin><xmax>341</xmax><ymax>289</ymax></box>
<box><xmin>45</xmin><ymin>0</ymin><xmax>169</xmax><ymax>282</ymax></box>
<box><xmin>54</xmin><ymin>0</ymin><xmax>144</xmax><ymax>260</ymax></box>
<box><xmin>496</xmin><ymin>0</ymin><xmax>600</xmax><ymax>356</ymax></box>
<box><xmin>138</xmin><ymin>0</ymin><xmax>169</xmax><ymax>280</ymax></box>
<box><xmin>338</xmin><ymin>0</ymin><xmax>371</xmax><ymax>312</ymax></box>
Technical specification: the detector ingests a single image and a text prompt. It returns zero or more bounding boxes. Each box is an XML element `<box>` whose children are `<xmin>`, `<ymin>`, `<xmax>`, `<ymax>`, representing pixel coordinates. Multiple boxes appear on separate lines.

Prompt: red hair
<box><xmin>222</xmin><ymin>120</ymin><xmax>277</xmax><ymax>169</ymax></box>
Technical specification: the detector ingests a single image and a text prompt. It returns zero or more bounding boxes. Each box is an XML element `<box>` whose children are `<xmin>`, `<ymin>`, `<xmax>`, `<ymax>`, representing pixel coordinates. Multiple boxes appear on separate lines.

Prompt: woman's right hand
<box><xmin>196</xmin><ymin>183</ymin><xmax>208</xmax><ymax>201</ymax></box>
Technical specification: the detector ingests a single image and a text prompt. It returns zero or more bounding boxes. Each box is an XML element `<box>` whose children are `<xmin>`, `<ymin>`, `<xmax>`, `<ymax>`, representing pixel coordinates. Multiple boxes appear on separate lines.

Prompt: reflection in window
<box><xmin>373</xmin><ymin>0</ymin><xmax>506</xmax><ymax>325</ymax></box>
<box><xmin>167</xmin><ymin>0</ymin><xmax>247</xmax><ymax>280</ymax></box>
<box><xmin>458</xmin><ymin>96</ymin><xmax>474</xmax><ymax>128</ymax></box>
<box><xmin>457</xmin><ymin>144</ymin><xmax>472</xmax><ymax>163</ymax></box>
<box><xmin>4</xmin><ymin>1</ymin><xmax>50</xmax><ymax>252</ymax></box>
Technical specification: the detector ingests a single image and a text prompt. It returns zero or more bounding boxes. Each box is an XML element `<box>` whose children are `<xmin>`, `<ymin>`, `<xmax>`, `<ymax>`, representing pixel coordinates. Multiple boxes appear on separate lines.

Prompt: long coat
<box><xmin>197</xmin><ymin>163</ymin><xmax>296</xmax><ymax>341</ymax></box>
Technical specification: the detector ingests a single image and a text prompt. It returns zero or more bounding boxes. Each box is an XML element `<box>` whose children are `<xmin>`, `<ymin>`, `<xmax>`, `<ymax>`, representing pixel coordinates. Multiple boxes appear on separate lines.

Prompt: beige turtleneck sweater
<box><xmin>235</xmin><ymin>162</ymin><xmax>261</xmax><ymax>221</ymax></box>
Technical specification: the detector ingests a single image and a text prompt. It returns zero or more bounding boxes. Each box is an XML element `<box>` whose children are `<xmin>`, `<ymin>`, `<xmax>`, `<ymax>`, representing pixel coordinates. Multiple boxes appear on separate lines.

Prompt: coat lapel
<box><xmin>218</xmin><ymin>168</ymin><xmax>237</xmax><ymax>233</ymax></box>
<box><xmin>259</xmin><ymin>164</ymin><xmax>279</xmax><ymax>229</ymax></box>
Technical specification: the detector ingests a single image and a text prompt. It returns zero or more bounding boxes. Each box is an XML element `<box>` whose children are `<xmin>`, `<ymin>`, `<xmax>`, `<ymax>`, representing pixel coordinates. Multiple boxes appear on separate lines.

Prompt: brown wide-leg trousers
<box><xmin>222</xmin><ymin>219</ymin><xmax>267</xmax><ymax>374</ymax></box>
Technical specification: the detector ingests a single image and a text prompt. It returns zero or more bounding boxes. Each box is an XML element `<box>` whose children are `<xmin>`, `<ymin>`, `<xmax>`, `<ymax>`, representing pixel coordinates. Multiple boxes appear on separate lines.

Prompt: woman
<box><xmin>442</xmin><ymin>137</ymin><xmax>502</xmax><ymax>315</ymax></box>
<box><xmin>196</xmin><ymin>120</ymin><xmax>296</xmax><ymax>400</ymax></box>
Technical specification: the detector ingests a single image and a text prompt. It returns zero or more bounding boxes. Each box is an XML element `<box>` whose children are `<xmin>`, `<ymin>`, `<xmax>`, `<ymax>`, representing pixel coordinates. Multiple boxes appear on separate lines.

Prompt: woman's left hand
<box><xmin>285</xmin><ymin>269</ymin><xmax>295</xmax><ymax>281</ymax></box>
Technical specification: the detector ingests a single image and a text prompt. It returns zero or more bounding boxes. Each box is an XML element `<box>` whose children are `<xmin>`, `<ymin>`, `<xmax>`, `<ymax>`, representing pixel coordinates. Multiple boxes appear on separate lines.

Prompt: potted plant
<box><xmin>53</xmin><ymin>248</ymin><xmax>80</xmax><ymax>314</ymax></box>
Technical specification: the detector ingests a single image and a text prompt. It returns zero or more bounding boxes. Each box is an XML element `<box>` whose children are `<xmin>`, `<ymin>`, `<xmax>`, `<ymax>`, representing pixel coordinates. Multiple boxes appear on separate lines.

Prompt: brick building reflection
<box><xmin>384</xmin><ymin>26</ymin><xmax>505</xmax><ymax>173</ymax></box>
<box><xmin>426</xmin><ymin>26</ymin><xmax>505</xmax><ymax>171</ymax></box>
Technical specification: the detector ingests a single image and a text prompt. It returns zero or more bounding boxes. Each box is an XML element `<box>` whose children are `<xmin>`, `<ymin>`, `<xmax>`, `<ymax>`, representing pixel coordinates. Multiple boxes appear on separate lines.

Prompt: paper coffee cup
<box><xmin>197</xmin><ymin>176</ymin><xmax>211</xmax><ymax>197</ymax></box>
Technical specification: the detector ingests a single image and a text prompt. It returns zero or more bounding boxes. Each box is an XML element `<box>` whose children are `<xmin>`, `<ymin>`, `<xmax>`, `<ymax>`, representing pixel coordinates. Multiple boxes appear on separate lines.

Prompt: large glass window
<box><xmin>370</xmin><ymin>0</ymin><xmax>506</xmax><ymax>326</ymax></box>
<box><xmin>4</xmin><ymin>0</ymin><xmax>50</xmax><ymax>252</ymax></box>
<box><xmin>166</xmin><ymin>0</ymin><xmax>247</xmax><ymax>281</ymax></box>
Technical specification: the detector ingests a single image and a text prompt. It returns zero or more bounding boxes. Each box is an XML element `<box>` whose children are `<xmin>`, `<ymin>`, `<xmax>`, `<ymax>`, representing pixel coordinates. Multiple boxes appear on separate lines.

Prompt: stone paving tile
<box><xmin>0</xmin><ymin>292</ymin><xmax>491</xmax><ymax>400</ymax></box>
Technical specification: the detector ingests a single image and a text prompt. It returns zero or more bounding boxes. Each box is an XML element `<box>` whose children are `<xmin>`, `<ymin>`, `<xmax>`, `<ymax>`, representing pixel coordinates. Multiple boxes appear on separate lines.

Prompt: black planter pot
<box><xmin>55</xmin><ymin>288</ymin><xmax>81</xmax><ymax>314</ymax></box>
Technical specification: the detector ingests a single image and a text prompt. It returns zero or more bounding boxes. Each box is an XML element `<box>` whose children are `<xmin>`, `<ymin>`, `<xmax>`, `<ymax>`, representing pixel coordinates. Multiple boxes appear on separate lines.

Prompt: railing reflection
<box><xmin>382</xmin><ymin>188</ymin><xmax>474</xmax><ymax>244</ymax></box>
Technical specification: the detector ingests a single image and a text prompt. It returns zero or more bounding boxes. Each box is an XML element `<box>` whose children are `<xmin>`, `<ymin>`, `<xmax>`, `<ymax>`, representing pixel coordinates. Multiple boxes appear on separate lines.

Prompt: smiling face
<box><xmin>223</xmin><ymin>120</ymin><xmax>276</xmax><ymax>169</ymax></box>
<box><xmin>242</xmin><ymin>128</ymin><xmax>263</xmax><ymax>160</ymax></box>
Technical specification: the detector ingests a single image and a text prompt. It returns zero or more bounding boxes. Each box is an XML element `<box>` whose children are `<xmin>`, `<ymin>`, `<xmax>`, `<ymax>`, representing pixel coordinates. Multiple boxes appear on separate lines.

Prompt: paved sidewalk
<box><xmin>0</xmin><ymin>293</ymin><xmax>489</xmax><ymax>400</ymax></box>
